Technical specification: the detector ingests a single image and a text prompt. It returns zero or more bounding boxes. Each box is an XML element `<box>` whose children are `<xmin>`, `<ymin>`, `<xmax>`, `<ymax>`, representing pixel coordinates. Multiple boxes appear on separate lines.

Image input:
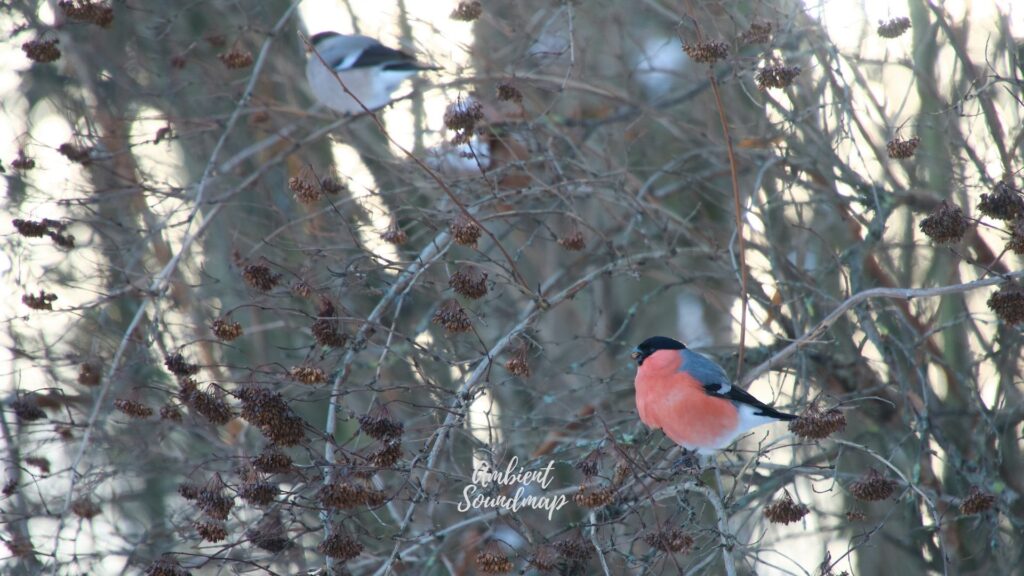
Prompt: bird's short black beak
<box><xmin>630</xmin><ymin>350</ymin><xmax>641</xmax><ymax>360</ymax></box>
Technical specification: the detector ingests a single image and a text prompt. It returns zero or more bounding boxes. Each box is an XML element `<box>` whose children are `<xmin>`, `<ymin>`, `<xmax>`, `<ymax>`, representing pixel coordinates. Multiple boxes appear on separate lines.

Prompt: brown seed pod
<box><xmin>764</xmin><ymin>490</ymin><xmax>809</xmax><ymax>524</ymax></box>
<box><xmin>432</xmin><ymin>298</ymin><xmax>472</xmax><ymax>333</ymax></box>
<box><xmin>886</xmin><ymin>136</ymin><xmax>920</xmax><ymax>159</ymax></box>
<box><xmin>369</xmin><ymin>440</ymin><xmax>402</xmax><ymax>468</ymax></box>
<box><xmin>160</xmin><ymin>403</ymin><xmax>183</xmax><ymax>422</ymax></box>
<box><xmin>22</xmin><ymin>290</ymin><xmax>58</xmax><ymax>310</ymax></box>
<box><xmin>289</xmin><ymin>175</ymin><xmax>321</xmax><ymax>204</ymax></box>
<box><xmin>380</xmin><ymin>218</ymin><xmax>408</xmax><ymax>245</ymax></box>
<box><xmin>145</xmin><ymin>558</ymin><xmax>192</xmax><ymax>576</ymax></box>
<box><xmin>756</xmin><ymin>64</ymin><xmax>801</xmax><ymax>90</ymax></box>
<box><xmin>165</xmin><ymin>353</ymin><xmax>199</xmax><ymax>377</ymax></box>
<box><xmin>643</xmin><ymin>527</ymin><xmax>694</xmax><ymax>553</ymax></box>
<box><xmin>12</xmin><ymin>397</ymin><xmax>46</xmax><ymax>422</ymax></box>
<box><xmin>71</xmin><ymin>497</ymin><xmax>101</xmax><ymax>519</ymax></box>
<box><xmin>978</xmin><ymin>181</ymin><xmax>1024</xmax><ymax>221</ymax></box>
<box><xmin>252</xmin><ymin>449</ymin><xmax>293</xmax><ymax>474</ymax></box>
<box><xmin>358</xmin><ymin>408</ymin><xmax>404</xmax><ymax>441</ymax></box>
<box><xmin>317</xmin><ymin>527</ymin><xmax>363</xmax><ymax>561</ymax></box>
<box><xmin>22</xmin><ymin>38</ymin><xmax>61</xmax><ymax>63</ymax></box>
<box><xmin>197</xmin><ymin>474</ymin><xmax>234</xmax><ymax>520</ymax></box>
<box><xmin>877</xmin><ymin>17</ymin><xmax>911</xmax><ymax>38</ymax></box>
<box><xmin>247</xmin><ymin>511</ymin><xmax>292</xmax><ymax>552</ymax></box>
<box><xmin>476</xmin><ymin>544</ymin><xmax>514</xmax><ymax>574</ymax></box>
<box><xmin>219</xmin><ymin>48</ymin><xmax>254</xmax><ymax>69</ymax></box>
<box><xmin>242</xmin><ymin>263</ymin><xmax>282</xmax><ymax>292</ymax></box>
<box><xmin>573</xmin><ymin>482</ymin><xmax>615</xmax><ymax>508</ymax></box>
<box><xmin>451</xmin><ymin>0</ymin><xmax>483</xmax><ymax>21</ymax></box>
<box><xmin>179</xmin><ymin>379</ymin><xmax>234</xmax><ymax>425</ymax></box>
<box><xmin>788</xmin><ymin>404</ymin><xmax>847</xmax><ymax>440</ymax></box>
<box><xmin>449</xmin><ymin>264</ymin><xmax>488</xmax><ymax>299</ymax></box>
<box><xmin>496</xmin><ymin>80</ymin><xmax>523</xmax><ymax>103</ymax></box>
<box><xmin>987</xmin><ymin>282</ymin><xmax>1024</xmax><ymax>325</ymax></box>
<box><xmin>236</xmin><ymin>386</ymin><xmax>306</xmax><ymax>446</ymax></box>
<box><xmin>740</xmin><ymin>21</ymin><xmax>772</xmax><ymax>45</ymax></box>
<box><xmin>194</xmin><ymin>520</ymin><xmax>228</xmax><ymax>542</ymax></box>
<box><xmin>450</xmin><ymin>213</ymin><xmax>482</xmax><ymax>246</ymax></box>
<box><xmin>848</xmin><ymin>468</ymin><xmax>898</xmax><ymax>501</ymax></box>
<box><xmin>114</xmin><ymin>398</ymin><xmax>153</xmax><ymax>419</ymax></box>
<box><xmin>558</xmin><ymin>229</ymin><xmax>586</xmax><ymax>251</ymax></box>
<box><xmin>289</xmin><ymin>365</ymin><xmax>327</xmax><ymax>385</ymax></box>
<box><xmin>553</xmin><ymin>536</ymin><xmax>591</xmax><ymax>561</ymax></box>
<box><xmin>529</xmin><ymin>544</ymin><xmax>559</xmax><ymax>572</ymax></box>
<box><xmin>959</xmin><ymin>486</ymin><xmax>996</xmax><ymax>515</ymax></box>
<box><xmin>683</xmin><ymin>40</ymin><xmax>729</xmax><ymax>64</ymax></box>
<box><xmin>78</xmin><ymin>363</ymin><xmax>101</xmax><ymax>386</ymax></box>
<box><xmin>919</xmin><ymin>202</ymin><xmax>969</xmax><ymax>244</ymax></box>
<box><xmin>211</xmin><ymin>318</ymin><xmax>243</xmax><ymax>341</ymax></box>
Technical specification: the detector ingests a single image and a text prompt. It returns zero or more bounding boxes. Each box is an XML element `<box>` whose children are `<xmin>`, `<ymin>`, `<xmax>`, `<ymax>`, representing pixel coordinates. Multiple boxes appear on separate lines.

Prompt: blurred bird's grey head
<box><xmin>305</xmin><ymin>31</ymin><xmax>436</xmax><ymax>115</ymax></box>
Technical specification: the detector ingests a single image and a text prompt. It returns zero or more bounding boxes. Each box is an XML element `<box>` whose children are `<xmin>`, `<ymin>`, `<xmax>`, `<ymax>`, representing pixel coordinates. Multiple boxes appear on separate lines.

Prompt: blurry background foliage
<box><xmin>2</xmin><ymin>0</ymin><xmax>1024</xmax><ymax>574</ymax></box>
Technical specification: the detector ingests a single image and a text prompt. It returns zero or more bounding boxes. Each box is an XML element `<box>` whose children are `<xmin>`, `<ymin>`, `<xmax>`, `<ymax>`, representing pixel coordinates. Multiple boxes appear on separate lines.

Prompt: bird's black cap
<box><xmin>309</xmin><ymin>31</ymin><xmax>340</xmax><ymax>47</ymax></box>
<box><xmin>632</xmin><ymin>336</ymin><xmax>686</xmax><ymax>365</ymax></box>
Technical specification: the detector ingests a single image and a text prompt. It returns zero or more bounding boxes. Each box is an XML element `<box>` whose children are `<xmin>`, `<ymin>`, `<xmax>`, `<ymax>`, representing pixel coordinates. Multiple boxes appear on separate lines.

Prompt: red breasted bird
<box><xmin>632</xmin><ymin>336</ymin><xmax>796</xmax><ymax>455</ymax></box>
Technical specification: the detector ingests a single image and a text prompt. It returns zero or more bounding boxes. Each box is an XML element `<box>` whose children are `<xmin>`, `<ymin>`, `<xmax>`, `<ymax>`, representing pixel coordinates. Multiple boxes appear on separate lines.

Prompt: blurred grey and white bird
<box><xmin>305</xmin><ymin>32</ymin><xmax>436</xmax><ymax>115</ymax></box>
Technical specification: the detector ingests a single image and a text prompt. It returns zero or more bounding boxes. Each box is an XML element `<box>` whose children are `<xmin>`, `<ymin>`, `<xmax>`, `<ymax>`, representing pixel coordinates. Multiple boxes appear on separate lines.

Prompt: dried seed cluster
<box><xmin>165</xmin><ymin>353</ymin><xmax>199</xmax><ymax>377</ymax></box>
<box><xmin>11</xmin><ymin>151</ymin><xmax>35</xmax><ymax>171</ymax></box>
<box><xmin>58</xmin><ymin>1</ymin><xmax>114</xmax><ymax>27</ymax></box>
<box><xmin>919</xmin><ymin>202</ymin><xmax>969</xmax><ymax>244</ymax></box>
<box><xmin>559</xmin><ymin>230</ymin><xmax>586</xmax><ymax>251</ymax></box>
<box><xmin>505</xmin><ymin>344</ymin><xmax>531</xmax><ymax>377</ymax></box>
<box><xmin>573</xmin><ymin>483</ymin><xmax>615</xmax><ymax>508</ymax></box>
<box><xmin>450</xmin><ymin>214</ymin><xmax>482</xmax><ymax>246</ymax></box>
<box><xmin>959</xmin><ymin>486</ymin><xmax>996</xmax><ymax>515</ymax></box>
<box><xmin>160</xmin><ymin>403</ymin><xmax>183</xmax><ymax>422</ymax></box>
<box><xmin>886</xmin><ymin>136</ymin><xmax>919</xmax><ymax>159</ymax></box>
<box><xmin>289</xmin><ymin>365</ymin><xmax>327</xmax><ymax>385</ymax></box>
<box><xmin>180</xmin><ymin>379</ymin><xmax>234</xmax><ymax>425</ymax></box>
<box><xmin>248</xmin><ymin>512</ymin><xmax>291</xmax><ymax>552</ymax></box>
<box><xmin>978</xmin><ymin>181</ymin><xmax>1024</xmax><ymax>221</ymax></box>
<box><xmin>22</xmin><ymin>39</ymin><xmax>61</xmax><ymax>63</ymax></box>
<box><xmin>194</xmin><ymin>520</ymin><xmax>228</xmax><ymax>542</ymax></box>
<box><xmin>756</xmin><ymin>65</ymin><xmax>801</xmax><ymax>90</ymax></box>
<box><xmin>211</xmin><ymin>318</ymin><xmax>243</xmax><ymax>341</ymax></box>
<box><xmin>78</xmin><ymin>363</ymin><xmax>101</xmax><ymax>386</ymax></box>
<box><xmin>451</xmin><ymin>0</ymin><xmax>483</xmax><ymax>21</ymax></box>
<box><xmin>553</xmin><ymin>536</ymin><xmax>591</xmax><ymax>561</ymax></box>
<box><xmin>764</xmin><ymin>491</ymin><xmax>809</xmax><ymax>524</ymax></box>
<box><xmin>444</xmin><ymin>97</ymin><xmax>484</xmax><ymax>145</ymax></box>
<box><xmin>145</xmin><ymin>558</ymin><xmax>191</xmax><ymax>576</ymax></box>
<box><xmin>311</xmin><ymin>299</ymin><xmax>348</xmax><ymax>348</ymax></box>
<box><xmin>380</xmin><ymin>218</ymin><xmax>408</xmax><ymax>245</ymax></box>
<box><xmin>877</xmin><ymin>17</ymin><xmax>911</xmax><ymax>38</ymax></box>
<box><xmin>25</xmin><ymin>456</ymin><xmax>50</xmax><ymax>474</ymax></box>
<box><xmin>449</xmin><ymin>265</ymin><xmax>488</xmax><ymax>299</ymax></box>
<box><xmin>242</xmin><ymin>263</ymin><xmax>282</xmax><ymax>292</ymax></box>
<box><xmin>358</xmin><ymin>411</ymin><xmax>404</xmax><ymax>441</ymax></box>
<box><xmin>12</xmin><ymin>398</ymin><xmax>46</xmax><ymax>422</ymax></box>
<box><xmin>529</xmin><ymin>545</ymin><xmax>558</xmax><ymax>572</ymax></box>
<box><xmin>683</xmin><ymin>40</ymin><xmax>729</xmax><ymax>64</ymax></box>
<box><xmin>237</xmin><ymin>386</ymin><xmax>306</xmax><ymax>446</ymax></box>
<box><xmin>58</xmin><ymin>142</ymin><xmax>91</xmax><ymax>164</ymax></box>
<box><xmin>789</xmin><ymin>405</ymin><xmax>847</xmax><ymax>439</ymax></box>
<box><xmin>219</xmin><ymin>49</ymin><xmax>254</xmax><ymax>69</ymax></box>
<box><xmin>740</xmin><ymin>21</ymin><xmax>772</xmax><ymax>45</ymax></box>
<box><xmin>22</xmin><ymin>290</ymin><xmax>58</xmax><ymax>310</ymax></box>
<box><xmin>369</xmin><ymin>440</ymin><xmax>402</xmax><ymax>468</ymax></box>
<box><xmin>289</xmin><ymin>175</ymin><xmax>320</xmax><ymax>204</ymax></box>
<box><xmin>317</xmin><ymin>529</ymin><xmax>363</xmax><ymax>561</ymax></box>
<box><xmin>1007</xmin><ymin>219</ymin><xmax>1024</xmax><ymax>255</ymax></box>
<box><xmin>12</xmin><ymin>218</ymin><xmax>74</xmax><ymax>248</ymax></box>
<box><xmin>643</xmin><ymin>528</ymin><xmax>694</xmax><ymax>553</ymax></box>
<box><xmin>238</xmin><ymin>476</ymin><xmax>278</xmax><ymax>506</ymax></box>
<box><xmin>848</xmin><ymin>468</ymin><xmax>897</xmax><ymax>501</ymax></box>
<box><xmin>476</xmin><ymin>548</ymin><xmax>514</xmax><ymax>574</ymax></box>
<box><xmin>197</xmin><ymin>475</ymin><xmax>235</xmax><ymax>520</ymax></box>
<box><xmin>291</xmin><ymin>281</ymin><xmax>313</xmax><ymax>298</ymax></box>
<box><xmin>987</xmin><ymin>282</ymin><xmax>1024</xmax><ymax>325</ymax></box>
<box><xmin>71</xmin><ymin>497</ymin><xmax>101</xmax><ymax>519</ymax></box>
<box><xmin>320</xmin><ymin>176</ymin><xmax>343</xmax><ymax>194</ymax></box>
<box><xmin>433</xmin><ymin>298</ymin><xmax>472</xmax><ymax>332</ymax></box>
<box><xmin>576</xmin><ymin>449</ymin><xmax>601</xmax><ymax>477</ymax></box>
<box><xmin>114</xmin><ymin>398</ymin><xmax>153</xmax><ymax>419</ymax></box>
<box><xmin>845</xmin><ymin>509</ymin><xmax>866</xmax><ymax>521</ymax></box>
<box><xmin>318</xmin><ymin>479</ymin><xmax>386</xmax><ymax>508</ymax></box>
<box><xmin>252</xmin><ymin>449</ymin><xmax>292</xmax><ymax>474</ymax></box>
<box><xmin>496</xmin><ymin>80</ymin><xmax>523</xmax><ymax>103</ymax></box>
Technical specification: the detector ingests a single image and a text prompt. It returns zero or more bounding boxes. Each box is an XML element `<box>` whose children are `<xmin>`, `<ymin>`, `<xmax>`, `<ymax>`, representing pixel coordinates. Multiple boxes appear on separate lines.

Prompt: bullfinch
<box><xmin>305</xmin><ymin>32</ymin><xmax>437</xmax><ymax>115</ymax></box>
<box><xmin>632</xmin><ymin>336</ymin><xmax>796</xmax><ymax>455</ymax></box>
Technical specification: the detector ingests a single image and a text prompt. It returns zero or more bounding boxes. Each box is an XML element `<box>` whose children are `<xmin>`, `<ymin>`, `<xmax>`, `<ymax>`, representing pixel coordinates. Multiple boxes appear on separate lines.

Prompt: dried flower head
<box><xmin>643</xmin><ymin>527</ymin><xmax>694</xmax><ymax>553</ymax></box>
<box><xmin>242</xmin><ymin>263</ymin><xmax>282</xmax><ymax>292</ymax></box>
<box><xmin>179</xmin><ymin>379</ymin><xmax>234</xmax><ymax>425</ymax></box>
<box><xmin>12</xmin><ymin>397</ymin><xmax>46</xmax><ymax>422</ymax></box>
<box><xmin>22</xmin><ymin>38</ymin><xmax>61</xmax><ymax>63</ymax></box>
<box><xmin>319</xmin><ymin>477</ymin><xmax>386</xmax><ymax>508</ymax></box>
<box><xmin>848</xmin><ymin>468</ymin><xmax>898</xmax><ymax>501</ymax></box>
<box><xmin>444</xmin><ymin>97</ymin><xmax>484</xmax><ymax>144</ymax></box>
<box><xmin>58</xmin><ymin>1</ymin><xmax>114</xmax><ymax>27</ymax></box>
<box><xmin>211</xmin><ymin>318</ymin><xmax>243</xmax><ymax>341</ymax></box>
<box><xmin>22</xmin><ymin>290</ymin><xmax>58</xmax><ymax>310</ymax></box>
<box><xmin>178</xmin><ymin>481</ymin><xmax>201</xmax><ymax>500</ymax></box>
<box><xmin>529</xmin><ymin>544</ymin><xmax>559</xmax><ymax>572</ymax></box>
<box><xmin>451</xmin><ymin>0</ymin><xmax>483</xmax><ymax>21</ymax></box>
<box><xmin>756</xmin><ymin>64</ymin><xmax>801</xmax><ymax>90</ymax></box>
<box><xmin>789</xmin><ymin>404</ymin><xmax>847</xmax><ymax>439</ymax></box>
<box><xmin>319</xmin><ymin>175</ymin><xmax>344</xmax><ymax>195</ymax></box>
<box><xmin>25</xmin><ymin>456</ymin><xmax>50</xmax><ymax>475</ymax></box>
<box><xmin>291</xmin><ymin>280</ymin><xmax>313</xmax><ymax>298</ymax></box>
<box><xmin>58</xmin><ymin>142</ymin><xmax>91</xmax><ymax>164</ymax></box>
<box><xmin>165</xmin><ymin>353</ymin><xmax>199</xmax><ymax>377</ymax></box>
<box><xmin>476</xmin><ymin>544</ymin><xmax>514</xmax><ymax>574</ymax></box>
<box><xmin>505</xmin><ymin>343</ymin><xmax>531</xmax><ymax>377</ymax></box>
<box><xmin>987</xmin><ymin>282</ymin><xmax>1024</xmax><ymax>325</ymax></box>
<box><xmin>312</xmin><ymin>299</ymin><xmax>348</xmax><ymax>348</ymax></box>
<box><xmin>919</xmin><ymin>202</ymin><xmax>969</xmax><ymax>244</ymax></box>
<box><xmin>764</xmin><ymin>490</ymin><xmax>809</xmax><ymax>524</ymax></box>
<box><xmin>219</xmin><ymin>48</ymin><xmax>254</xmax><ymax>69</ymax></box>
<box><xmin>683</xmin><ymin>40</ymin><xmax>729</xmax><ymax>64</ymax></box>
<box><xmin>959</xmin><ymin>486</ymin><xmax>996</xmax><ymax>515</ymax></box>
<box><xmin>11</xmin><ymin>151</ymin><xmax>35</xmax><ymax>171</ymax></box>
<box><xmin>114</xmin><ymin>398</ymin><xmax>153</xmax><ymax>419</ymax></box>
<box><xmin>449</xmin><ymin>264</ymin><xmax>488</xmax><ymax>299</ymax></box>
<box><xmin>160</xmin><ymin>403</ymin><xmax>183</xmax><ymax>422</ymax></box>
<box><xmin>194</xmin><ymin>520</ymin><xmax>228</xmax><ymax>542</ymax></box>
<box><xmin>317</xmin><ymin>528</ymin><xmax>363</xmax><ymax>561</ymax></box>
<box><xmin>433</xmin><ymin>298</ymin><xmax>472</xmax><ymax>333</ymax></box>
<box><xmin>576</xmin><ymin>448</ymin><xmax>601</xmax><ymax>477</ymax></box>
<box><xmin>496</xmin><ymin>80</ymin><xmax>523</xmax><ymax>103</ymax></box>
<box><xmin>553</xmin><ymin>536</ymin><xmax>591</xmax><ymax>561</ymax></box>
<box><xmin>289</xmin><ymin>175</ymin><xmax>321</xmax><ymax>204</ymax></box>
<box><xmin>71</xmin><ymin>497</ymin><xmax>101</xmax><ymax>519</ymax></box>
<box><xmin>247</xmin><ymin>512</ymin><xmax>292</xmax><ymax>552</ymax></box>
<box><xmin>237</xmin><ymin>386</ymin><xmax>306</xmax><ymax>446</ymax></box>
<box><xmin>197</xmin><ymin>474</ymin><xmax>235</xmax><ymax>520</ymax></box>
<box><xmin>559</xmin><ymin>229</ymin><xmax>586</xmax><ymax>251</ymax></box>
<box><xmin>845</xmin><ymin>509</ymin><xmax>866</xmax><ymax>521</ymax></box>
<box><xmin>877</xmin><ymin>17</ymin><xmax>911</xmax><ymax>38</ymax></box>
<box><xmin>238</xmin><ymin>476</ymin><xmax>278</xmax><ymax>506</ymax></box>
<box><xmin>252</xmin><ymin>449</ymin><xmax>293</xmax><ymax>474</ymax></box>
<box><xmin>978</xmin><ymin>181</ymin><xmax>1024</xmax><ymax>221</ymax></box>
<box><xmin>145</xmin><ymin>558</ymin><xmax>192</xmax><ymax>576</ymax></box>
<box><xmin>380</xmin><ymin>218</ymin><xmax>408</xmax><ymax>245</ymax></box>
<box><xmin>358</xmin><ymin>408</ymin><xmax>404</xmax><ymax>441</ymax></box>
<box><xmin>369</xmin><ymin>440</ymin><xmax>402</xmax><ymax>468</ymax></box>
<box><xmin>886</xmin><ymin>136</ymin><xmax>920</xmax><ymax>159</ymax></box>
<box><xmin>1006</xmin><ymin>218</ymin><xmax>1024</xmax><ymax>255</ymax></box>
<box><xmin>289</xmin><ymin>365</ymin><xmax>327</xmax><ymax>385</ymax></box>
<box><xmin>78</xmin><ymin>362</ymin><xmax>101</xmax><ymax>386</ymax></box>
<box><xmin>573</xmin><ymin>482</ymin><xmax>615</xmax><ymax>508</ymax></box>
<box><xmin>13</xmin><ymin>218</ymin><xmax>62</xmax><ymax>237</ymax></box>
<box><xmin>450</xmin><ymin>213</ymin><xmax>482</xmax><ymax>246</ymax></box>
<box><xmin>740</xmin><ymin>21</ymin><xmax>772</xmax><ymax>45</ymax></box>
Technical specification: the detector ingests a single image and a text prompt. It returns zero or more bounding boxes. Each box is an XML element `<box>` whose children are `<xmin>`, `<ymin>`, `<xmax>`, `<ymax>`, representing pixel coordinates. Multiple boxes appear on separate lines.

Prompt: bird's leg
<box><xmin>671</xmin><ymin>448</ymin><xmax>703</xmax><ymax>476</ymax></box>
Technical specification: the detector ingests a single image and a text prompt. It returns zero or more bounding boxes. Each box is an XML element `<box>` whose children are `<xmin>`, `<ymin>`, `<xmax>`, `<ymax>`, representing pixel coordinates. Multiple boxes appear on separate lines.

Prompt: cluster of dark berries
<box><xmin>252</xmin><ymin>449</ymin><xmax>292</xmax><ymax>474</ymax></box>
<box><xmin>450</xmin><ymin>264</ymin><xmax>488</xmax><ymax>299</ymax></box>
<box><xmin>848</xmin><ymin>468</ymin><xmax>897</xmax><ymax>501</ymax></box>
<box><xmin>11</xmin><ymin>150</ymin><xmax>35</xmax><ymax>171</ymax></box>
<box><xmin>289</xmin><ymin>174</ymin><xmax>321</xmax><ymax>204</ymax></box>
<box><xmin>179</xmin><ymin>378</ymin><xmax>234</xmax><ymax>425</ymax></box>
<box><xmin>13</xmin><ymin>218</ymin><xmax>75</xmax><ymax>248</ymax></box>
<box><xmin>58</xmin><ymin>1</ymin><xmax>114</xmax><ymax>27</ymax></box>
<box><xmin>289</xmin><ymin>364</ymin><xmax>327</xmax><ymax>385</ymax></box>
<box><xmin>22</xmin><ymin>39</ymin><xmax>60</xmax><ymax>63</ymax></box>
<box><xmin>22</xmin><ymin>290</ymin><xmax>58</xmax><ymax>310</ymax></box>
<box><xmin>476</xmin><ymin>545</ymin><xmax>514</xmax><ymax>574</ymax></box>
<box><xmin>505</xmin><ymin>342</ymin><xmax>531</xmax><ymax>377</ymax></box>
<box><xmin>683</xmin><ymin>40</ymin><xmax>729</xmax><ymax>64</ymax></box>
<box><xmin>165</xmin><ymin>352</ymin><xmax>199</xmax><ymax>377</ymax></box>
<box><xmin>450</xmin><ymin>213</ymin><xmax>482</xmax><ymax>246</ymax></box>
<box><xmin>145</xmin><ymin>558</ymin><xmax>191</xmax><ymax>576</ymax></box>
<box><xmin>451</xmin><ymin>0</ymin><xmax>483</xmax><ymax>21</ymax></box>
<box><xmin>211</xmin><ymin>317</ymin><xmax>243</xmax><ymax>341</ymax></box>
<box><xmin>877</xmin><ymin>17</ymin><xmax>911</xmax><ymax>38</ymax></box>
<box><xmin>764</xmin><ymin>490</ymin><xmax>809</xmax><ymax>524</ymax></box>
<box><xmin>219</xmin><ymin>48</ymin><xmax>254</xmax><ymax>69</ymax></box>
<box><xmin>740</xmin><ymin>21</ymin><xmax>772</xmax><ymax>45</ymax></box>
<box><xmin>573</xmin><ymin>482</ymin><xmax>615</xmax><ymax>508</ymax></box>
<box><xmin>643</xmin><ymin>528</ymin><xmax>694</xmax><ymax>553</ymax></box>
<box><xmin>443</xmin><ymin>97</ymin><xmax>484</xmax><ymax>144</ymax></box>
<box><xmin>559</xmin><ymin>229</ymin><xmax>586</xmax><ymax>251</ymax></box>
<box><xmin>242</xmin><ymin>262</ymin><xmax>281</xmax><ymax>292</ymax></box>
<box><xmin>114</xmin><ymin>398</ymin><xmax>153</xmax><ymax>419</ymax></box>
<box><xmin>247</xmin><ymin>512</ymin><xmax>292</xmax><ymax>552</ymax></box>
<box><xmin>71</xmin><ymin>497</ymin><xmax>101</xmax><ymax>519</ymax></box>
<box><xmin>959</xmin><ymin>486</ymin><xmax>996</xmax><ymax>514</ymax></box>
<box><xmin>12</xmin><ymin>397</ymin><xmax>46</xmax><ymax>422</ymax></box>
<box><xmin>886</xmin><ymin>136</ymin><xmax>919</xmax><ymax>159</ymax></box>
<box><xmin>237</xmin><ymin>386</ymin><xmax>306</xmax><ymax>446</ymax></box>
<box><xmin>311</xmin><ymin>299</ymin><xmax>348</xmax><ymax>347</ymax></box>
<box><xmin>496</xmin><ymin>80</ymin><xmax>523</xmax><ymax>103</ymax></box>
<box><xmin>978</xmin><ymin>181</ymin><xmax>1024</xmax><ymax>221</ymax></box>
<box><xmin>919</xmin><ymin>202</ymin><xmax>969</xmax><ymax>244</ymax></box>
<box><xmin>987</xmin><ymin>282</ymin><xmax>1024</xmax><ymax>325</ymax></box>
<box><xmin>789</xmin><ymin>404</ymin><xmax>847</xmax><ymax>439</ymax></box>
<box><xmin>58</xmin><ymin>142</ymin><xmax>91</xmax><ymax>164</ymax></box>
<box><xmin>433</xmin><ymin>298</ymin><xmax>472</xmax><ymax>333</ymax></box>
<box><xmin>317</xmin><ymin>527</ymin><xmax>363</xmax><ymax>561</ymax></box>
<box><xmin>380</xmin><ymin>218</ymin><xmax>408</xmax><ymax>245</ymax></box>
<box><xmin>318</xmin><ymin>478</ymin><xmax>386</xmax><ymax>508</ymax></box>
<box><xmin>756</xmin><ymin>64</ymin><xmax>801</xmax><ymax>90</ymax></box>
